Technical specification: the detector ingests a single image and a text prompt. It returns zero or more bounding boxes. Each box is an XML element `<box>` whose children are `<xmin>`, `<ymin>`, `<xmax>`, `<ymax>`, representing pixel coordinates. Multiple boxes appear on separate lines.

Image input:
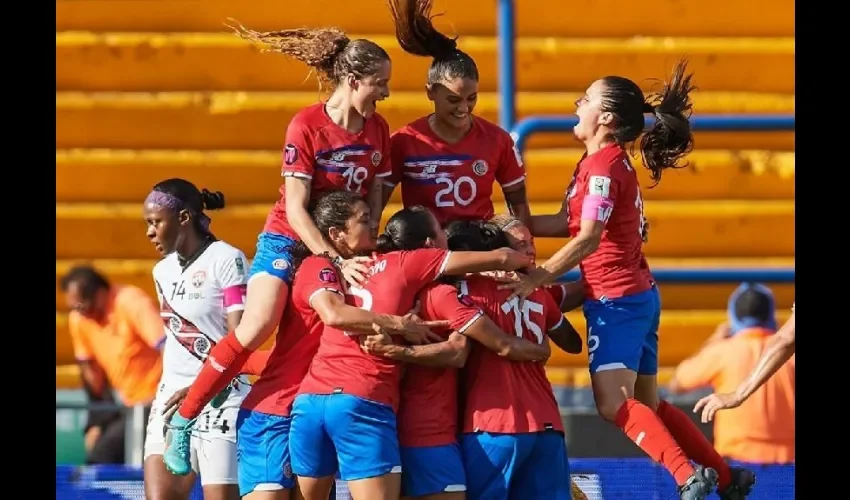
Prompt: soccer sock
<box><xmin>615</xmin><ymin>398</ymin><xmax>695</xmax><ymax>486</ymax></box>
<box><xmin>241</xmin><ymin>349</ymin><xmax>271</xmax><ymax>376</ymax></box>
<box><xmin>177</xmin><ymin>332</ymin><xmax>253</xmax><ymax>420</ymax></box>
<box><xmin>657</xmin><ymin>400</ymin><xmax>731</xmax><ymax>490</ymax></box>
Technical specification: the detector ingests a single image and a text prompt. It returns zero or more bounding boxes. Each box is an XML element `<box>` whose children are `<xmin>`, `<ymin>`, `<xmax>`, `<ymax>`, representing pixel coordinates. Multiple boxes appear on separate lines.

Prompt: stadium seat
<box><xmin>55</xmin><ymin>201</ymin><xmax>795</xmax><ymax>260</ymax></box>
<box><xmin>56</xmin><ymin>91</ymin><xmax>794</xmax><ymax>151</ymax></box>
<box><xmin>56</xmin><ymin>149</ymin><xmax>795</xmax><ymax>204</ymax></box>
<box><xmin>56</xmin><ymin>0</ymin><xmax>793</xmax><ymax>37</ymax></box>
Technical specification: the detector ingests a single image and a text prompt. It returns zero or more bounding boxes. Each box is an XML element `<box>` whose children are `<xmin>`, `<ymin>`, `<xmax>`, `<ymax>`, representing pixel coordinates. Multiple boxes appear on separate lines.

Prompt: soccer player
<box><xmin>694</xmin><ymin>303</ymin><xmax>796</xmax><ymax>423</ymax></box>
<box><xmin>289</xmin><ymin>207</ymin><xmax>532</xmax><ymax>500</ymax></box>
<box><xmin>163</xmin><ymin>23</ymin><xmax>396</xmax><ymax>472</ymax></box>
<box><xmin>141</xmin><ymin>178</ymin><xmax>251</xmax><ymax>500</ymax></box>
<box><xmin>499</xmin><ymin>60</ymin><xmax>754</xmax><ymax>500</ymax></box>
<box><xmin>381</xmin><ymin>0</ymin><xmax>529</xmax><ymax>227</ymax></box>
<box><xmin>362</xmin><ymin>220</ymin><xmax>586</xmax><ymax>500</ymax></box>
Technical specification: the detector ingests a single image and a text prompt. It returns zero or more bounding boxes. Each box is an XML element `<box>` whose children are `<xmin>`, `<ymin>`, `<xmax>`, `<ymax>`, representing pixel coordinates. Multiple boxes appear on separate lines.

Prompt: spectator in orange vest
<box><xmin>669</xmin><ymin>283</ymin><xmax>794</xmax><ymax>464</ymax></box>
<box><xmin>61</xmin><ymin>265</ymin><xmax>165</xmax><ymax>463</ymax></box>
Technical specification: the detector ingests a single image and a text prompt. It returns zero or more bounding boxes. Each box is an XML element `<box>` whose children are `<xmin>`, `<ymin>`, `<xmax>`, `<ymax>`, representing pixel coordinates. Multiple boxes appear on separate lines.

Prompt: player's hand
<box><xmin>162</xmin><ymin>387</ymin><xmax>190</xmax><ymax>422</ymax></box>
<box><xmin>479</xmin><ymin>270</ymin><xmax>520</xmax><ymax>283</ymax></box>
<box><xmin>495</xmin><ymin>247</ymin><xmax>534</xmax><ymax>271</ymax></box>
<box><xmin>693</xmin><ymin>392</ymin><xmax>743</xmax><ymax>423</ymax></box>
<box><xmin>499</xmin><ymin>267</ymin><xmax>547</xmax><ymax>302</ymax></box>
<box><xmin>396</xmin><ymin>313</ymin><xmax>448</xmax><ymax>344</ymax></box>
<box><xmin>361</xmin><ymin>326</ymin><xmax>395</xmax><ymax>355</ymax></box>
<box><xmin>339</xmin><ymin>256</ymin><xmax>372</xmax><ymax>286</ymax></box>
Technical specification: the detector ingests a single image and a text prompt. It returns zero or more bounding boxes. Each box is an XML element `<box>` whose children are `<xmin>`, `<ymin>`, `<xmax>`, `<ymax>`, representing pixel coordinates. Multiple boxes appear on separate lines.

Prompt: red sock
<box><xmin>241</xmin><ymin>349</ymin><xmax>271</xmax><ymax>376</ymax></box>
<box><xmin>657</xmin><ymin>400</ymin><xmax>731</xmax><ymax>490</ymax></box>
<box><xmin>615</xmin><ymin>398</ymin><xmax>695</xmax><ymax>486</ymax></box>
<box><xmin>178</xmin><ymin>332</ymin><xmax>253</xmax><ymax>420</ymax></box>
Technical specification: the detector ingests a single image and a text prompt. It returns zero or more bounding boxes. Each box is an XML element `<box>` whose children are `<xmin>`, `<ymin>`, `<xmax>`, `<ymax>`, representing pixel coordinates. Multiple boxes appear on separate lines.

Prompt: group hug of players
<box><xmin>135</xmin><ymin>1</ymin><xmax>760</xmax><ymax>499</ymax></box>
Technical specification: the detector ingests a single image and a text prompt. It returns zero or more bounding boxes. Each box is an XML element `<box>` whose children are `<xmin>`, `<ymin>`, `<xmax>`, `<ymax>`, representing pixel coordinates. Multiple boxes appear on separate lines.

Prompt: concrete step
<box><xmin>55</xmin><ymin>91</ymin><xmax>796</xmax><ymax>151</ymax></box>
<box><xmin>55</xmin><ymin>200</ymin><xmax>795</xmax><ymax>260</ymax></box>
<box><xmin>55</xmin><ymin>308</ymin><xmax>792</xmax><ymax>367</ymax></box>
<box><xmin>56</xmin><ymin>148</ymin><xmax>795</xmax><ymax>204</ymax></box>
<box><xmin>55</xmin><ymin>0</ymin><xmax>795</xmax><ymax>37</ymax></box>
<box><xmin>57</xmin><ymin>32</ymin><xmax>795</xmax><ymax>93</ymax></box>
<box><xmin>55</xmin><ymin>258</ymin><xmax>796</xmax><ymax>313</ymax></box>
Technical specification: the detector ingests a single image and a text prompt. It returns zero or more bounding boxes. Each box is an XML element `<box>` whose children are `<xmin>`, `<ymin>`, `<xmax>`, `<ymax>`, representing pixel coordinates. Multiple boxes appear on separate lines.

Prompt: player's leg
<box><xmin>143</xmin><ymin>405</ymin><xmax>196</xmax><ymax>500</ymax></box>
<box><xmin>290</xmin><ymin>394</ymin><xmax>339</xmax><ymax>500</ymax></box>
<box><xmin>460</xmin><ymin>432</ymin><xmax>530</xmax><ymax>500</ymax></box>
<box><xmin>237</xmin><ymin>408</ymin><xmax>296</xmax><ymax>500</ymax></box>
<box><xmin>399</xmin><ymin>443</ymin><xmax>466</xmax><ymax>500</ymax></box>
<box><xmin>634</xmin><ymin>287</ymin><xmax>755</xmax><ymax>500</ymax></box>
<box><xmin>165</xmin><ymin>232</ymin><xmax>295</xmax><ymax>474</ymax></box>
<box><xmin>507</xmin><ymin>430</ymin><xmax>571</xmax><ymax>500</ymax></box>
<box><xmin>193</xmin><ymin>405</ymin><xmax>241</xmax><ymax>500</ymax></box>
<box><xmin>325</xmin><ymin>394</ymin><xmax>402</xmax><ymax>500</ymax></box>
<box><xmin>585</xmin><ymin>291</ymin><xmax>716</xmax><ymax>499</ymax></box>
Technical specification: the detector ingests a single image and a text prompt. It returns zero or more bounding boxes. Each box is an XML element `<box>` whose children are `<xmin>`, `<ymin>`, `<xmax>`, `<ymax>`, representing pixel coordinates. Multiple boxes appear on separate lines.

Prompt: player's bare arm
<box><xmin>464</xmin><ymin>314</ymin><xmax>551</xmax><ymax>362</ymax></box>
<box><xmin>366</xmin><ymin>175</ymin><xmax>385</xmax><ymax>237</ymax></box>
<box><xmin>528</xmin><ymin>201</ymin><xmax>570</xmax><ymax>238</ymax></box>
<box><xmin>559</xmin><ymin>281</ymin><xmax>586</xmax><ymax>312</ymax></box>
<box><xmin>363</xmin><ymin>329</ymin><xmax>471</xmax><ymax>368</ymax></box>
<box><xmin>311</xmin><ymin>290</ymin><xmax>446</xmax><ymax>344</ymax></box>
<box><xmin>444</xmin><ymin>248</ymin><xmax>532</xmax><ymax>275</ymax></box>
<box><xmin>502</xmin><ymin>218</ymin><xmax>603</xmax><ymax>300</ymax></box>
<box><xmin>503</xmin><ymin>182</ymin><xmax>531</xmax><ymax>227</ymax></box>
<box><xmin>285</xmin><ymin>177</ymin><xmax>345</xmax><ymax>259</ymax></box>
<box><xmin>546</xmin><ymin>319</ymin><xmax>583</xmax><ymax>354</ymax></box>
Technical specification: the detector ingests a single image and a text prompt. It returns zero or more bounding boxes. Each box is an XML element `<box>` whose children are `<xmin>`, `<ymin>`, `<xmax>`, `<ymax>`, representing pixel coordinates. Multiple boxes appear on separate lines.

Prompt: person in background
<box><xmin>693</xmin><ymin>303</ymin><xmax>795</xmax><ymax>422</ymax></box>
<box><xmin>670</xmin><ymin>283</ymin><xmax>795</xmax><ymax>465</ymax></box>
<box><xmin>60</xmin><ymin>265</ymin><xmax>165</xmax><ymax>462</ymax></box>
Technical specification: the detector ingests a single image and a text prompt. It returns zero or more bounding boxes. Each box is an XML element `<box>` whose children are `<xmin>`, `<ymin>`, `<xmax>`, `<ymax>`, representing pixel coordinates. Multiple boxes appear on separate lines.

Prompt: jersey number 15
<box><xmin>500</xmin><ymin>297</ymin><xmax>544</xmax><ymax>344</ymax></box>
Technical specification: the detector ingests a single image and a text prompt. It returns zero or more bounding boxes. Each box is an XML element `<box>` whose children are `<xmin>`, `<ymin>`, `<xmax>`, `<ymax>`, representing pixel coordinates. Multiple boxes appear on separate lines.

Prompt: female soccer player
<box><xmin>161</xmin><ymin>193</ymin><xmax>448</xmax><ymax>500</ymax></box>
<box><xmin>289</xmin><ymin>207</ymin><xmax>532</xmax><ymax>500</ymax></box>
<box><xmin>163</xmin><ymin>23</ymin><xmax>397</xmax><ymax>472</ymax></box>
<box><xmin>499</xmin><ymin>61</ymin><xmax>756</xmax><ymax>500</ymax></box>
<box><xmin>381</xmin><ymin>0</ymin><xmax>529</xmax><ymax>227</ymax></box>
<box><xmin>694</xmin><ymin>303</ymin><xmax>795</xmax><ymax>423</ymax></box>
<box><xmin>362</xmin><ymin>219</ymin><xmax>586</xmax><ymax>500</ymax></box>
<box><xmin>141</xmin><ymin>178</ymin><xmax>250</xmax><ymax>500</ymax></box>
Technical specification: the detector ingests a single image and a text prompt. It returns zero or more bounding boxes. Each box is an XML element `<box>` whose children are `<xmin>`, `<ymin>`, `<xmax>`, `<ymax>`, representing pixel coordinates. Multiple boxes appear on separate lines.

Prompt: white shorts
<box><xmin>144</xmin><ymin>391</ymin><xmax>241</xmax><ymax>486</ymax></box>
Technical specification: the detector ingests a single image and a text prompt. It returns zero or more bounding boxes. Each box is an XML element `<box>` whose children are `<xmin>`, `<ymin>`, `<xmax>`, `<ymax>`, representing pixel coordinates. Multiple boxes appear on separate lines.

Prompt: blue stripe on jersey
<box><xmin>403</xmin><ymin>154</ymin><xmax>474</xmax><ymax>167</ymax></box>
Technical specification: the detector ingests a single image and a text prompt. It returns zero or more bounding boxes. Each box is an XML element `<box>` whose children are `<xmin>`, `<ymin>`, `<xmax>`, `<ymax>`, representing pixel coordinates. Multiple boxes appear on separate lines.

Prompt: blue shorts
<box><xmin>583</xmin><ymin>285</ymin><xmax>661</xmax><ymax>375</ymax></box>
<box><xmin>400</xmin><ymin>443</ymin><xmax>466</xmax><ymax>497</ymax></box>
<box><xmin>461</xmin><ymin>431</ymin><xmax>571</xmax><ymax>500</ymax></box>
<box><xmin>249</xmin><ymin>232</ymin><xmax>297</xmax><ymax>283</ymax></box>
<box><xmin>289</xmin><ymin>393</ymin><xmax>401</xmax><ymax>482</ymax></box>
<box><xmin>235</xmin><ymin>409</ymin><xmax>295</xmax><ymax>496</ymax></box>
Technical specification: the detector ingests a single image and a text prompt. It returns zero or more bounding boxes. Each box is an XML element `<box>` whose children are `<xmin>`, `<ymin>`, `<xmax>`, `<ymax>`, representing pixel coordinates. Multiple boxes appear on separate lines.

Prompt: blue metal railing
<box><xmin>496</xmin><ymin>0</ymin><xmax>795</xmax><ymax>285</ymax></box>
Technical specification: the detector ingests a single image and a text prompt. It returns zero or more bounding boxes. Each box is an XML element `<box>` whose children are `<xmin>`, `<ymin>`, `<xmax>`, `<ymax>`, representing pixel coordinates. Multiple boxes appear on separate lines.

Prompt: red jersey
<box><xmin>387</xmin><ymin>116</ymin><xmax>526</xmax><ymax>226</ymax></box>
<box><xmin>564</xmin><ymin>143</ymin><xmax>653</xmax><ymax>300</ymax></box>
<box><xmin>459</xmin><ymin>276</ymin><xmax>565</xmax><ymax>434</ymax></box>
<box><xmin>240</xmin><ymin>256</ymin><xmax>344</xmax><ymax>416</ymax></box>
<box><xmin>264</xmin><ymin>103</ymin><xmax>392</xmax><ymax>238</ymax></box>
<box><xmin>545</xmin><ymin>283</ymin><xmax>570</xmax><ymax>311</ymax></box>
<box><xmin>298</xmin><ymin>248</ymin><xmax>452</xmax><ymax>411</ymax></box>
<box><xmin>397</xmin><ymin>283</ymin><xmax>484</xmax><ymax>447</ymax></box>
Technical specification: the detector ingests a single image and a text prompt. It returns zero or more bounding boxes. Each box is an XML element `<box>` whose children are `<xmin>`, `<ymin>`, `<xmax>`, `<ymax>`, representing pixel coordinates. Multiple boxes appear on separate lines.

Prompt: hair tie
<box><xmin>642</xmin><ymin>102</ymin><xmax>655</xmax><ymax>114</ymax></box>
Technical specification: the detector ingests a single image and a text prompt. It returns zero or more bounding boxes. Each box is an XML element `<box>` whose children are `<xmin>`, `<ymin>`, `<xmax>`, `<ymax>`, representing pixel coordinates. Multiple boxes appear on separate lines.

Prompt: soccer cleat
<box><xmin>678</xmin><ymin>466</ymin><xmax>719</xmax><ymax>500</ymax></box>
<box><xmin>209</xmin><ymin>381</ymin><xmax>233</xmax><ymax>409</ymax></box>
<box><xmin>163</xmin><ymin>413</ymin><xmax>195</xmax><ymax>476</ymax></box>
<box><xmin>718</xmin><ymin>467</ymin><xmax>756</xmax><ymax>500</ymax></box>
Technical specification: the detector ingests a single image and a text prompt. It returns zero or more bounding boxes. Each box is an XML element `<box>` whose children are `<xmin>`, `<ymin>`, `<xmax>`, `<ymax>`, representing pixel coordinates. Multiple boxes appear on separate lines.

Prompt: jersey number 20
<box><xmin>435</xmin><ymin>176</ymin><xmax>477</xmax><ymax>207</ymax></box>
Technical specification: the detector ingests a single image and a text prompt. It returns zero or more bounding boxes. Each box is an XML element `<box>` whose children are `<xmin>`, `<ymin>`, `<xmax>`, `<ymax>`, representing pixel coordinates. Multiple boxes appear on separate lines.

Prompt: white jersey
<box><xmin>152</xmin><ymin>240</ymin><xmax>250</xmax><ymax>409</ymax></box>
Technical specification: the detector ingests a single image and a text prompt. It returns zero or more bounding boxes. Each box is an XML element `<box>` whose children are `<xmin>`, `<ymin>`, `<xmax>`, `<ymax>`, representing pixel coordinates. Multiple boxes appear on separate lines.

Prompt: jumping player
<box><xmin>142</xmin><ymin>179</ymin><xmax>250</xmax><ymax>500</ymax></box>
<box><xmin>694</xmin><ymin>303</ymin><xmax>796</xmax><ymax>423</ymax></box>
<box><xmin>499</xmin><ymin>60</ymin><xmax>754</xmax><ymax>500</ymax></box>
<box><xmin>163</xmin><ymin>24</ymin><xmax>396</xmax><ymax>473</ymax></box>
<box><xmin>289</xmin><ymin>207</ymin><xmax>532</xmax><ymax>500</ymax></box>
<box><xmin>382</xmin><ymin>0</ymin><xmax>529</xmax><ymax>227</ymax></box>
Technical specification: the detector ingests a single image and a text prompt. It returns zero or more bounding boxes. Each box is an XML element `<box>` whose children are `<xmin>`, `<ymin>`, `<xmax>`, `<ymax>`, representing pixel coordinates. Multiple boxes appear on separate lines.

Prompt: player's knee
<box><xmin>595</xmin><ymin>399</ymin><xmax>623</xmax><ymax>422</ymax></box>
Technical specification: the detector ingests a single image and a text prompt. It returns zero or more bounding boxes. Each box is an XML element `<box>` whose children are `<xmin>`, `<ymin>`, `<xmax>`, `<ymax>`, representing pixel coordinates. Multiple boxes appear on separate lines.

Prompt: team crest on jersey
<box><xmin>284</xmin><ymin>144</ymin><xmax>298</xmax><ymax>165</ymax></box>
<box><xmin>589</xmin><ymin>176</ymin><xmax>611</xmax><ymax>197</ymax></box>
<box><xmin>191</xmin><ymin>270</ymin><xmax>206</xmax><ymax>288</ymax></box>
<box><xmin>472</xmin><ymin>160</ymin><xmax>488</xmax><ymax>176</ymax></box>
<box><xmin>319</xmin><ymin>268</ymin><xmax>338</xmax><ymax>283</ymax></box>
<box><xmin>371</xmin><ymin>150</ymin><xmax>382</xmax><ymax>167</ymax></box>
<box><xmin>272</xmin><ymin>259</ymin><xmax>289</xmax><ymax>271</ymax></box>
